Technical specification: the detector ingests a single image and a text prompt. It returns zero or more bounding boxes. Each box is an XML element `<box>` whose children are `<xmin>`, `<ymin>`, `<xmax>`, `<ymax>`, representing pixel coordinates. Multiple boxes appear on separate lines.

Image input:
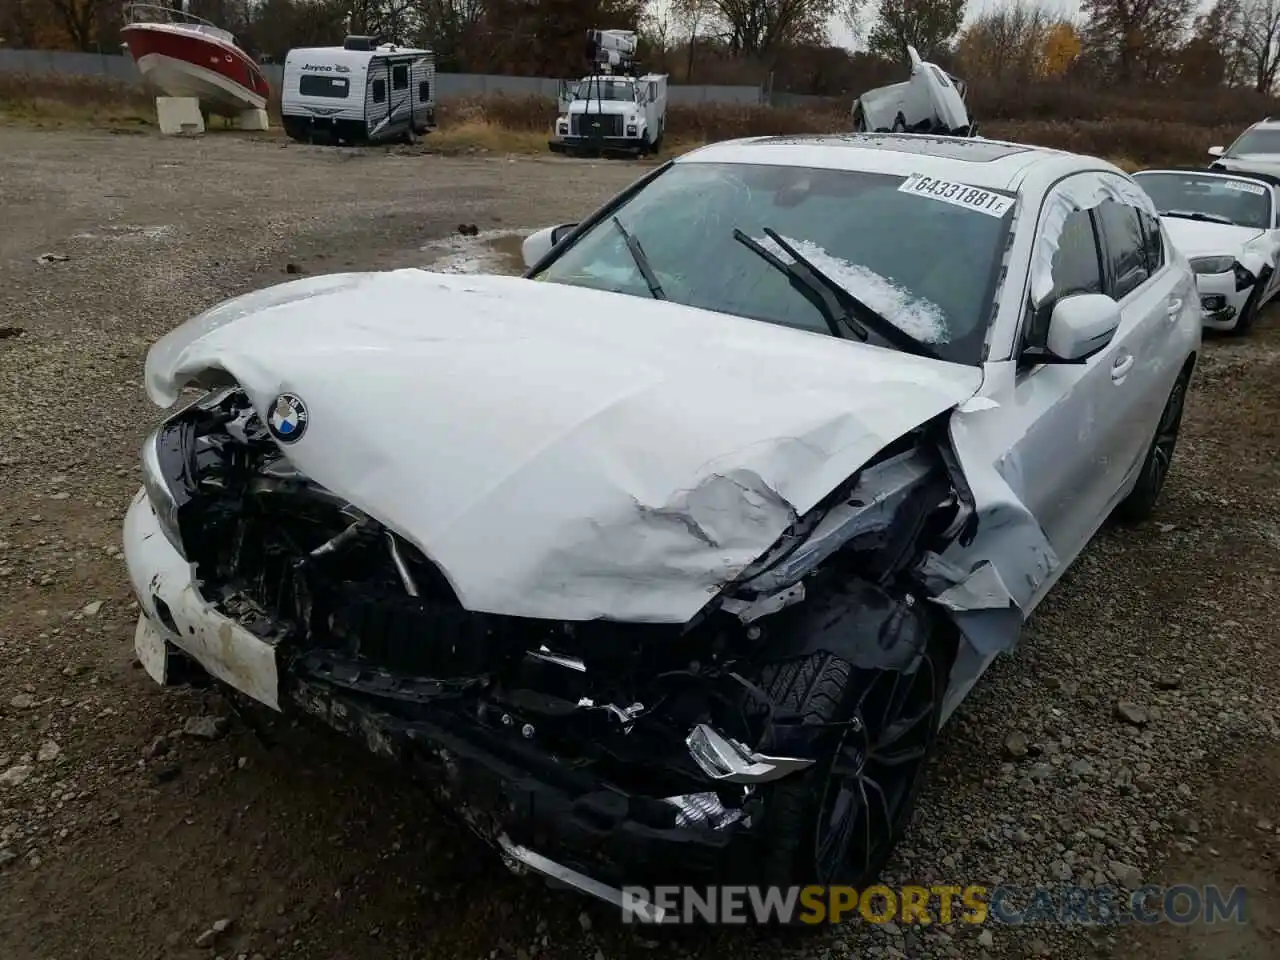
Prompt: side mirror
<box><xmin>1207</xmin><ymin>145</ymin><xmax>1224</xmax><ymax>157</ymax></box>
<box><xmin>1046</xmin><ymin>293</ymin><xmax>1121</xmax><ymax>361</ymax></box>
<box><xmin>521</xmin><ymin>222</ymin><xmax>578</xmax><ymax>270</ymax></box>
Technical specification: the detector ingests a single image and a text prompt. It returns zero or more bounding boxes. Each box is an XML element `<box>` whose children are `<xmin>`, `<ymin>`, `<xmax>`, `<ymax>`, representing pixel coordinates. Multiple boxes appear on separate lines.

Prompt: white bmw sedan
<box><xmin>1132</xmin><ymin>167</ymin><xmax>1280</xmax><ymax>334</ymax></box>
<box><xmin>124</xmin><ymin>134</ymin><xmax>1200</xmax><ymax>917</ymax></box>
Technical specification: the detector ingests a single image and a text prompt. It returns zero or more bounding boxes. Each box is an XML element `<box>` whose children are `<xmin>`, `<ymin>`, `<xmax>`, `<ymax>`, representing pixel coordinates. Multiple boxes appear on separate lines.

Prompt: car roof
<box><xmin>1135</xmin><ymin>166</ymin><xmax>1280</xmax><ymax>191</ymax></box>
<box><xmin>677</xmin><ymin>133</ymin><xmax>1074</xmax><ymax>192</ymax></box>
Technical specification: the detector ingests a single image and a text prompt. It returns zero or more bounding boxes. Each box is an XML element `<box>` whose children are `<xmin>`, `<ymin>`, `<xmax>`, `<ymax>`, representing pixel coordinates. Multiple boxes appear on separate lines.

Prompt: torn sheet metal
<box><xmin>739</xmin><ymin>449</ymin><xmax>935</xmax><ymax>595</ymax></box>
<box><xmin>1030</xmin><ymin>172</ymin><xmax>1158</xmax><ymax>305</ymax></box>
<box><xmin>143</xmin><ymin>269</ymin><xmax>983</xmax><ymax>624</ymax></box>
<box><xmin>914</xmin><ymin>552</ymin><xmax>1025</xmax><ymax>656</ymax></box>
<box><xmin>927</xmin><ymin>414</ymin><xmax>1060</xmax><ymax>656</ymax></box>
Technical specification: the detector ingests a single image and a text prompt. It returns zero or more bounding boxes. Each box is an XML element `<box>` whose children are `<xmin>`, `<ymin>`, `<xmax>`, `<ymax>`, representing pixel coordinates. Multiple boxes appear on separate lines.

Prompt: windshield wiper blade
<box><xmin>734</xmin><ymin>227</ymin><xmax>940</xmax><ymax>360</ymax></box>
<box><xmin>732</xmin><ymin>229</ymin><xmax>866</xmax><ymax>342</ymax></box>
<box><xmin>612</xmin><ymin>217</ymin><xmax>665</xmax><ymax>300</ymax></box>
<box><xmin>1163</xmin><ymin>209</ymin><xmax>1235</xmax><ymax>225</ymax></box>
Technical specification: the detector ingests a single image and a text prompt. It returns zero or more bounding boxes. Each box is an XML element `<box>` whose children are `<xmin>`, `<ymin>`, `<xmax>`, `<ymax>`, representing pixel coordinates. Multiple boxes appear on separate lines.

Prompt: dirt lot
<box><xmin>1</xmin><ymin>128</ymin><xmax>1279</xmax><ymax>960</ymax></box>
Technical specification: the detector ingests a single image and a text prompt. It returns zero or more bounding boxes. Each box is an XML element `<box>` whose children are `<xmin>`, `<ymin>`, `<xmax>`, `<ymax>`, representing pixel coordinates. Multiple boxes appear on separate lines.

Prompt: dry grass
<box><xmin>0</xmin><ymin>71</ymin><xmax>1252</xmax><ymax>169</ymax></box>
<box><xmin>0</xmin><ymin>72</ymin><xmax>152</xmax><ymax>127</ymax></box>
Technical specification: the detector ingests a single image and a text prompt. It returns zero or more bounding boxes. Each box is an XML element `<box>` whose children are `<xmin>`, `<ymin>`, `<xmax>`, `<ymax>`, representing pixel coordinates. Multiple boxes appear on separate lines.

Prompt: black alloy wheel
<box><xmin>1116</xmin><ymin>368</ymin><xmax>1189</xmax><ymax>522</ymax></box>
<box><xmin>812</xmin><ymin>650</ymin><xmax>941</xmax><ymax>884</ymax></box>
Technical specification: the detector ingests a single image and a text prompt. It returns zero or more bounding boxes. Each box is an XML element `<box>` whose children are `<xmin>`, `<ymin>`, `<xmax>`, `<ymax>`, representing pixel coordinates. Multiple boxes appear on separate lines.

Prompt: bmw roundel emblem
<box><xmin>267</xmin><ymin>393</ymin><xmax>308</xmax><ymax>443</ymax></box>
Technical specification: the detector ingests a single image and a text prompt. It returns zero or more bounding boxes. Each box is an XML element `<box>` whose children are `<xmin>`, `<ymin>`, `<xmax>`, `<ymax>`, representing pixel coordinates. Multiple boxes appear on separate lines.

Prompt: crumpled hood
<box><xmin>145</xmin><ymin>269</ymin><xmax>983</xmax><ymax>623</ymax></box>
<box><xmin>1161</xmin><ymin>217</ymin><xmax>1264</xmax><ymax>259</ymax></box>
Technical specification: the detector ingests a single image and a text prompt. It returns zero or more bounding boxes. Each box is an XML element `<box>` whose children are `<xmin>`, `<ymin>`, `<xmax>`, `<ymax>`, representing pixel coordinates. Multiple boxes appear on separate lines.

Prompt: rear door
<box><xmin>1091</xmin><ymin>189</ymin><xmax>1183</xmax><ymax>491</ymax></box>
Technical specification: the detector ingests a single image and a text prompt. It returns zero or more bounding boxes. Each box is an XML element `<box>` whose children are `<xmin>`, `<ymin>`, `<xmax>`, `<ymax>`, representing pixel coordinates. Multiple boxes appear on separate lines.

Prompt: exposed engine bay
<box><xmin>145</xmin><ymin>384</ymin><xmax>974</xmax><ymax>886</ymax></box>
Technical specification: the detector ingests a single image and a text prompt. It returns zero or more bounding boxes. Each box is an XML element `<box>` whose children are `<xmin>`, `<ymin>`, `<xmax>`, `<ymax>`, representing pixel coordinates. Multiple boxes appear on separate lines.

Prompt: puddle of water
<box><xmin>420</xmin><ymin>228</ymin><xmax>531</xmax><ymax>276</ymax></box>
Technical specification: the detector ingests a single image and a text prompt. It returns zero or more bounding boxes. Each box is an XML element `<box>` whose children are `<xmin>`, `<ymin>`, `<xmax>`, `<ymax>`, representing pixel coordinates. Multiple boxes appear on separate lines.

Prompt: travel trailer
<box><xmin>852</xmin><ymin>46</ymin><xmax>976</xmax><ymax>137</ymax></box>
<box><xmin>550</xmin><ymin>29</ymin><xmax>668</xmax><ymax>157</ymax></box>
<box><xmin>281</xmin><ymin>36</ymin><xmax>436</xmax><ymax>145</ymax></box>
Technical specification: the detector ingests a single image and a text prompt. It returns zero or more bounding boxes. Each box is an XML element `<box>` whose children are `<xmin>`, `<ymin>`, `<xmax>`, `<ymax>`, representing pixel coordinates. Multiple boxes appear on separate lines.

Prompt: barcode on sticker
<box><xmin>898</xmin><ymin>174</ymin><xmax>1016</xmax><ymax>217</ymax></box>
<box><xmin>1223</xmin><ymin>180</ymin><xmax>1266</xmax><ymax>195</ymax></box>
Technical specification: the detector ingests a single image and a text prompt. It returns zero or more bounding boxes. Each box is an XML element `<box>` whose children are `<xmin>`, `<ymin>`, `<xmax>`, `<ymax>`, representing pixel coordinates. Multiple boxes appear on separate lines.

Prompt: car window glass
<box><xmin>419</xmin><ymin>80</ymin><xmax>430</xmax><ymax>101</ymax></box>
<box><xmin>1228</xmin><ymin>129</ymin><xmax>1280</xmax><ymax>156</ymax></box>
<box><xmin>1134</xmin><ymin>172</ymin><xmax>1271</xmax><ymax>230</ymax></box>
<box><xmin>392</xmin><ymin>64</ymin><xmax>408</xmax><ymax>90</ymax></box>
<box><xmin>1138</xmin><ymin>209</ymin><xmax>1164</xmax><ymax>273</ymax></box>
<box><xmin>1025</xmin><ymin>207</ymin><xmax>1101</xmax><ymax>350</ymax></box>
<box><xmin>535</xmin><ymin>162</ymin><xmax>1015</xmax><ymax>365</ymax></box>
<box><xmin>1097</xmin><ymin>200</ymin><xmax>1149</xmax><ymax>299</ymax></box>
<box><xmin>372</xmin><ymin>78</ymin><xmax>386</xmax><ymax>103</ymax></box>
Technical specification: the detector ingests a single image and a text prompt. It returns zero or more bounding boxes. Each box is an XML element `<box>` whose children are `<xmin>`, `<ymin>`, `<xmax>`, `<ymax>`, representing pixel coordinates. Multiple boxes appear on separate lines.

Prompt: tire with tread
<box><xmin>1115</xmin><ymin>367</ymin><xmax>1190</xmax><ymax>523</ymax></box>
<box><xmin>750</xmin><ymin>600</ymin><xmax>949</xmax><ymax>894</ymax></box>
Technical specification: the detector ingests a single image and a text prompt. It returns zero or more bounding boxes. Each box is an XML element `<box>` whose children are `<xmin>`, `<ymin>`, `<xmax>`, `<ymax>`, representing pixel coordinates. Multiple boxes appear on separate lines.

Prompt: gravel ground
<box><xmin>1</xmin><ymin>128</ymin><xmax>1279</xmax><ymax>960</ymax></box>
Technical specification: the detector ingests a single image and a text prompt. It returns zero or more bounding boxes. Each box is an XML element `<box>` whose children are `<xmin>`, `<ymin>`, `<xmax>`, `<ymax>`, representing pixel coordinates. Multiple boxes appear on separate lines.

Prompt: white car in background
<box><xmin>124</xmin><ymin>134</ymin><xmax>1200</xmax><ymax>916</ymax></box>
<box><xmin>1133</xmin><ymin>168</ymin><xmax>1280</xmax><ymax>334</ymax></box>
<box><xmin>1208</xmin><ymin>119</ymin><xmax>1280</xmax><ymax>178</ymax></box>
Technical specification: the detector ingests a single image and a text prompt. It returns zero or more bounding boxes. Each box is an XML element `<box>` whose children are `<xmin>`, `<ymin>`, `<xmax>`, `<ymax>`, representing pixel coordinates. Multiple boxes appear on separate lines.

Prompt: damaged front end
<box><xmin>130</xmin><ymin>382</ymin><xmax>1012</xmax><ymax>909</ymax></box>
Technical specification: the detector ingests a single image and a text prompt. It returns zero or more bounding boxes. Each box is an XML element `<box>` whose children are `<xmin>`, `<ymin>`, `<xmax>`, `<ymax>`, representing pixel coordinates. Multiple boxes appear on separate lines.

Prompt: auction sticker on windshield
<box><xmin>898</xmin><ymin>173</ymin><xmax>1015</xmax><ymax>217</ymax></box>
<box><xmin>1222</xmin><ymin>180</ymin><xmax>1266</xmax><ymax>195</ymax></box>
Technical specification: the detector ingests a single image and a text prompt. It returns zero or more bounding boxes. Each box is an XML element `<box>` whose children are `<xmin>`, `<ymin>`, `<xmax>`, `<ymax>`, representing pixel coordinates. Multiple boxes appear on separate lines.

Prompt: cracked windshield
<box><xmin>536</xmin><ymin>161</ymin><xmax>1014</xmax><ymax>365</ymax></box>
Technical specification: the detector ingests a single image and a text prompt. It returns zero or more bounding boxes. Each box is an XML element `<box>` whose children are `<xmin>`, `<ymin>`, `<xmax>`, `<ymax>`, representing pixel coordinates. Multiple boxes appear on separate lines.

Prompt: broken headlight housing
<box><xmin>1234</xmin><ymin>262</ymin><xmax>1257</xmax><ymax>291</ymax></box>
<box><xmin>1189</xmin><ymin>255</ymin><xmax>1235</xmax><ymax>275</ymax></box>
<box><xmin>140</xmin><ymin>425</ymin><xmax>185</xmax><ymax>557</ymax></box>
<box><xmin>138</xmin><ymin>388</ymin><xmax>231</xmax><ymax>558</ymax></box>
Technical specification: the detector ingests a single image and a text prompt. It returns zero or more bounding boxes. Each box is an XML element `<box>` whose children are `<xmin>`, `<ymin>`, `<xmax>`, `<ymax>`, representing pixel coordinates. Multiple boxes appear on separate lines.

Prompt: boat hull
<box><xmin>122</xmin><ymin>24</ymin><xmax>268</xmax><ymax>115</ymax></box>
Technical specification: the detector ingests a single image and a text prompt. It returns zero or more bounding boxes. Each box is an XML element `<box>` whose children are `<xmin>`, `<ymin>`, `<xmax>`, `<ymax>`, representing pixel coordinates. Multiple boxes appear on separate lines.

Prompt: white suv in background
<box><xmin>1209</xmin><ymin>119</ymin><xmax>1280</xmax><ymax>178</ymax></box>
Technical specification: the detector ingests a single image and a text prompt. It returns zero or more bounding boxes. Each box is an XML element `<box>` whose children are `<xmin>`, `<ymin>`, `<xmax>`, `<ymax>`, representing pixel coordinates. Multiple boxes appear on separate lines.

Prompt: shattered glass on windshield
<box><xmin>753</xmin><ymin>234</ymin><xmax>950</xmax><ymax>344</ymax></box>
<box><xmin>536</xmin><ymin>161</ymin><xmax>1014</xmax><ymax>364</ymax></box>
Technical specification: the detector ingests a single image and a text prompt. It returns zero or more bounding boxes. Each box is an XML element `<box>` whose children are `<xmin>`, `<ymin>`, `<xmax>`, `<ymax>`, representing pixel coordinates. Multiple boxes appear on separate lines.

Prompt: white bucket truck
<box><xmin>550</xmin><ymin>29</ymin><xmax>668</xmax><ymax>158</ymax></box>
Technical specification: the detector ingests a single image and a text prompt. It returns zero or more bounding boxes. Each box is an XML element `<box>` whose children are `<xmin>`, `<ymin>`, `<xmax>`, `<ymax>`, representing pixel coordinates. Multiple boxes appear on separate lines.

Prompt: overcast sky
<box><xmin>828</xmin><ymin>0</ymin><xmax>1220</xmax><ymax>49</ymax></box>
<box><xmin>827</xmin><ymin>0</ymin><xmax>1083</xmax><ymax>49</ymax></box>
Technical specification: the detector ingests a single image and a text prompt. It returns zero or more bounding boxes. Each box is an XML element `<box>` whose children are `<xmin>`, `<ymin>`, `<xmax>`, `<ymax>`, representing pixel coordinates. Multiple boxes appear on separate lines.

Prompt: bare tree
<box><xmin>837</xmin><ymin>0</ymin><xmax>868</xmax><ymax>43</ymax></box>
<box><xmin>46</xmin><ymin>0</ymin><xmax>103</xmax><ymax>50</ymax></box>
<box><xmin>1081</xmin><ymin>0</ymin><xmax>1196</xmax><ymax>82</ymax></box>
<box><xmin>712</xmin><ymin>0</ymin><xmax>837</xmax><ymax>57</ymax></box>
<box><xmin>1179</xmin><ymin>0</ymin><xmax>1247</xmax><ymax>87</ymax></box>
<box><xmin>867</xmin><ymin>0</ymin><xmax>967</xmax><ymax>62</ymax></box>
<box><xmin>413</xmin><ymin>0</ymin><xmax>486</xmax><ymax>68</ymax></box>
<box><xmin>1239</xmin><ymin>0</ymin><xmax>1280</xmax><ymax>92</ymax></box>
<box><xmin>958</xmin><ymin>1</ymin><xmax>1066</xmax><ymax>81</ymax></box>
<box><xmin>346</xmin><ymin>0</ymin><xmax>419</xmax><ymax>41</ymax></box>
<box><xmin>670</xmin><ymin>0</ymin><xmax>720</xmax><ymax>78</ymax></box>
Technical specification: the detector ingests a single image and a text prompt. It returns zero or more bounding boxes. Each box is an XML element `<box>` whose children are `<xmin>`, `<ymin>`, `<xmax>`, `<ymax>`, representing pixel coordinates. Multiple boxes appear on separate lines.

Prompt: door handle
<box><xmin>1111</xmin><ymin>352</ymin><xmax>1135</xmax><ymax>381</ymax></box>
<box><xmin>1166</xmin><ymin>298</ymin><xmax>1183</xmax><ymax>319</ymax></box>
